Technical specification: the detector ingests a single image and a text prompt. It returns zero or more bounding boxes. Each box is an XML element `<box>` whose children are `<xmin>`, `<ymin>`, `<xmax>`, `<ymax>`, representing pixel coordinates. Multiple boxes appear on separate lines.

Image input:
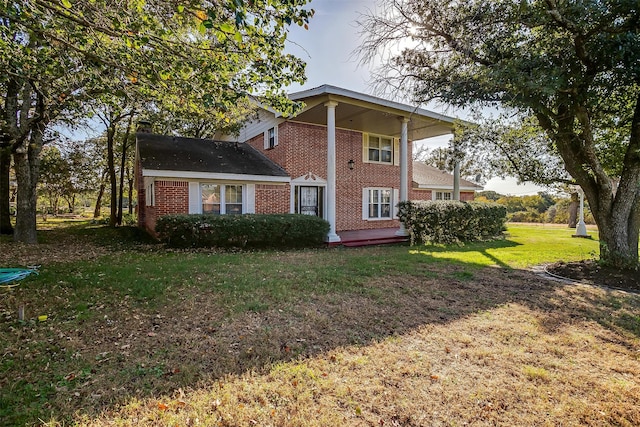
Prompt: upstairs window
<box><xmin>363</xmin><ymin>133</ymin><xmax>398</xmax><ymax>165</ymax></box>
<box><xmin>264</xmin><ymin>126</ymin><xmax>278</xmax><ymax>149</ymax></box>
<box><xmin>368</xmin><ymin>135</ymin><xmax>393</xmax><ymax>163</ymax></box>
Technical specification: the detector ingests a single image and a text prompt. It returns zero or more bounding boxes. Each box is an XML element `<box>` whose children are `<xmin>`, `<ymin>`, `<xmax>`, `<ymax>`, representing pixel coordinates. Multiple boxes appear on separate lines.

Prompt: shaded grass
<box><xmin>1</xmin><ymin>222</ymin><xmax>638</xmax><ymax>426</ymax></box>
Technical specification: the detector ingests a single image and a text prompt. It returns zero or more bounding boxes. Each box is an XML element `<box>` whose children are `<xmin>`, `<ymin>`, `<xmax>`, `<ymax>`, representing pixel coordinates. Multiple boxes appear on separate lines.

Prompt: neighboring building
<box><xmin>411</xmin><ymin>162</ymin><xmax>482</xmax><ymax>202</ymax></box>
<box><xmin>136</xmin><ymin>85</ymin><xmax>482</xmax><ymax>241</ymax></box>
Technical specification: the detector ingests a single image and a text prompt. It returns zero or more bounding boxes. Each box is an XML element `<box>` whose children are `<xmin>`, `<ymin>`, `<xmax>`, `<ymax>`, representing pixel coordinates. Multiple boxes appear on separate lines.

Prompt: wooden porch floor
<box><xmin>334</xmin><ymin>228</ymin><xmax>409</xmax><ymax>247</ymax></box>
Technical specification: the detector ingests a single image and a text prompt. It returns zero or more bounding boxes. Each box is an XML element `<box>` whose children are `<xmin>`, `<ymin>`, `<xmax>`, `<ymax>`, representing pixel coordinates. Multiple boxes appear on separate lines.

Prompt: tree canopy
<box><xmin>1</xmin><ymin>0</ymin><xmax>313</xmax><ymax>242</ymax></box>
<box><xmin>359</xmin><ymin>0</ymin><xmax>640</xmax><ymax>268</ymax></box>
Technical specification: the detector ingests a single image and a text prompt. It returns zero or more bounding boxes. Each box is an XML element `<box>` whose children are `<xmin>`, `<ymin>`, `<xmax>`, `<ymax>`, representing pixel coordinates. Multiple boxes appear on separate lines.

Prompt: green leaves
<box><xmin>398</xmin><ymin>201</ymin><xmax>507</xmax><ymax>245</ymax></box>
<box><xmin>156</xmin><ymin>214</ymin><xmax>330</xmax><ymax>249</ymax></box>
<box><xmin>359</xmin><ymin>0</ymin><xmax>640</xmax><ymax>268</ymax></box>
<box><xmin>61</xmin><ymin>0</ymin><xmax>72</xmax><ymax>9</ymax></box>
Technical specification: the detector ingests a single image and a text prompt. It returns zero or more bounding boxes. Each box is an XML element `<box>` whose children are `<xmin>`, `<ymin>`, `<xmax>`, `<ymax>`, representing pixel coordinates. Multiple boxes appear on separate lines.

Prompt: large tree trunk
<box><xmin>0</xmin><ymin>145</ymin><xmax>13</xmax><ymax>235</ymax></box>
<box><xmin>592</xmin><ymin>96</ymin><xmax>640</xmax><ymax>268</ymax></box>
<box><xmin>576</xmin><ymin>176</ymin><xmax>639</xmax><ymax>270</ymax></box>
<box><xmin>127</xmin><ymin>176</ymin><xmax>134</xmax><ymax>215</ymax></box>
<box><xmin>117</xmin><ymin>115</ymin><xmax>133</xmax><ymax>225</ymax></box>
<box><xmin>536</xmin><ymin>100</ymin><xmax>640</xmax><ymax>269</ymax></box>
<box><xmin>568</xmin><ymin>192</ymin><xmax>578</xmax><ymax>228</ymax></box>
<box><xmin>13</xmin><ymin>123</ymin><xmax>44</xmax><ymax>244</ymax></box>
<box><xmin>106</xmin><ymin>122</ymin><xmax>117</xmax><ymax>227</ymax></box>
<box><xmin>94</xmin><ymin>170</ymin><xmax>107</xmax><ymax>218</ymax></box>
<box><xmin>66</xmin><ymin>194</ymin><xmax>75</xmax><ymax>213</ymax></box>
<box><xmin>592</xmin><ymin>198</ymin><xmax>640</xmax><ymax>270</ymax></box>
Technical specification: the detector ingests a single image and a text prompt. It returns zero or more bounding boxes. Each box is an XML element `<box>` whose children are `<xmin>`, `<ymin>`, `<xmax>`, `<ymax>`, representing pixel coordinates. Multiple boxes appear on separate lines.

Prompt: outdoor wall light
<box><xmin>348</xmin><ymin>159</ymin><xmax>355</xmax><ymax>170</ymax></box>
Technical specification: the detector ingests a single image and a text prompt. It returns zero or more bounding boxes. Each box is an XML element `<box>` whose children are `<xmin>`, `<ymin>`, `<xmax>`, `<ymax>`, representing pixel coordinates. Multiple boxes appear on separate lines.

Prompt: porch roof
<box><xmin>287</xmin><ymin>85</ymin><xmax>457</xmax><ymax>140</ymax></box>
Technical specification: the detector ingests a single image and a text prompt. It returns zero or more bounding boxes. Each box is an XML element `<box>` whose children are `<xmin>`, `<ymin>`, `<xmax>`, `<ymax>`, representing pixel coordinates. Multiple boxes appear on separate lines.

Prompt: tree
<box><xmin>419</xmin><ymin>145</ymin><xmax>485</xmax><ymax>183</ymax></box>
<box><xmin>63</xmin><ymin>140</ymin><xmax>102</xmax><ymax>213</ymax></box>
<box><xmin>0</xmin><ymin>141</ymin><xmax>12</xmax><ymax>234</ymax></box>
<box><xmin>359</xmin><ymin>0</ymin><xmax>640</xmax><ymax>269</ymax></box>
<box><xmin>38</xmin><ymin>145</ymin><xmax>69</xmax><ymax>216</ymax></box>
<box><xmin>476</xmin><ymin>191</ymin><xmax>504</xmax><ymax>202</ymax></box>
<box><xmin>1</xmin><ymin>0</ymin><xmax>313</xmax><ymax>243</ymax></box>
<box><xmin>38</xmin><ymin>139</ymin><xmax>101</xmax><ymax>215</ymax></box>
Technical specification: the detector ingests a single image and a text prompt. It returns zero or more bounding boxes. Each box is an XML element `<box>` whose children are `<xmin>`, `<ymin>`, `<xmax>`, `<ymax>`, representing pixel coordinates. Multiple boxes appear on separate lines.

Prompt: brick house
<box><xmin>136</xmin><ymin>85</ymin><xmax>481</xmax><ymax>241</ymax></box>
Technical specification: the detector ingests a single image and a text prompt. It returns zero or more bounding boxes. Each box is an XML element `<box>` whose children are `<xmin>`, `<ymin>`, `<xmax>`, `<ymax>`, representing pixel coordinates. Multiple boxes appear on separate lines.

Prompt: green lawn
<box><xmin>1</xmin><ymin>222</ymin><xmax>637</xmax><ymax>427</ymax></box>
<box><xmin>411</xmin><ymin>223</ymin><xmax>600</xmax><ymax>268</ymax></box>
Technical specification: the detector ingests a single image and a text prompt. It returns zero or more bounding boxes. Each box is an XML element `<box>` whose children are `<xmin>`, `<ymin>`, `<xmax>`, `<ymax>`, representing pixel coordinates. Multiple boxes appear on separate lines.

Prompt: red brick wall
<box><xmin>247</xmin><ymin>127</ymin><xmax>289</xmax><ymax>171</ymax></box>
<box><xmin>255</xmin><ymin>184</ymin><xmax>290</xmax><ymax>214</ymax></box>
<box><xmin>460</xmin><ymin>191</ymin><xmax>475</xmax><ymax>201</ymax></box>
<box><xmin>136</xmin><ymin>121</ymin><xmax>473</xmax><ymax>236</ymax></box>
<box><xmin>410</xmin><ymin>188</ymin><xmax>433</xmax><ymax>201</ymax></box>
<box><xmin>250</xmin><ymin>121</ymin><xmax>413</xmax><ymax>232</ymax></box>
<box><xmin>409</xmin><ymin>189</ymin><xmax>476</xmax><ymax>202</ymax></box>
<box><xmin>155</xmin><ymin>180</ymin><xmax>189</xmax><ymax>216</ymax></box>
<box><xmin>138</xmin><ymin>179</ymin><xmax>189</xmax><ymax>236</ymax></box>
<box><xmin>145</xmin><ymin>206</ymin><xmax>157</xmax><ymax>235</ymax></box>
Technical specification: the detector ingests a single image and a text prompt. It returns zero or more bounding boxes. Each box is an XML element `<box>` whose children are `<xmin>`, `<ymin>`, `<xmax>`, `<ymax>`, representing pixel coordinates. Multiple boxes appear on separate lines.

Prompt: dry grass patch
<box><xmin>11</xmin><ymin>268</ymin><xmax>633</xmax><ymax>427</ymax></box>
<box><xmin>2</xmin><ymin>223</ymin><xmax>638</xmax><ymax>426</ymax></box>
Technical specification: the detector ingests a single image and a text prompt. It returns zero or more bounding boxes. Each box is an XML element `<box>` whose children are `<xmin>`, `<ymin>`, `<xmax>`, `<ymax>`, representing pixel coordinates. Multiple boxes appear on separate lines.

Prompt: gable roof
<box><xmin>137</xmin><ymin>133</ymin><xmax>289</xmax><ymax>181</ymax></box>
<box><xmin>412</xmin><ymin>161</ymin><xmax>483</xmax><ymax>191</ymax></box>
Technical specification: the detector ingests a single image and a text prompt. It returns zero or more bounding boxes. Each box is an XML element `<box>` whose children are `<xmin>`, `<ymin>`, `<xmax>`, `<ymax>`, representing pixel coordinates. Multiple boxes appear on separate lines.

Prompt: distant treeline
<box><xmin>475</xmin><ymin>191</ymin><xmax>594</xmax><ymax>226</ymax></box>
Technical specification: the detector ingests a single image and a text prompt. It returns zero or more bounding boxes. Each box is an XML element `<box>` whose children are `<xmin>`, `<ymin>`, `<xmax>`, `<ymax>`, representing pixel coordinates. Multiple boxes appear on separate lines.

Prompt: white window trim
<box><xmin>264</xmin><ymin>125</ymin><xmax>278</xmax><ymax>149</ymax></box>
<box><xmin>362</xmin><ymin>132</ymin><xmax>399</xmax><ymax>166</ymax></box>
<box><xmin>433</xmin><ymin>190</ymin><xmax>453</xmax><ymax>201</ymax></box>
<box><xmin>145</xmin><ymin>181</ymin><xmax>154</xmax><ymax>206</ymax></box>
<box><xmin>289</xmin><ymin>173</ymin><xmax>327</xmax><ymax>215</ymax></box>
<box><xmin>362</xmin><ymin>187</ymin><xmax>395</xmax><ymax>221</ymax></box>
<box><xmin>192</xmin><ymin>183</ymin><xmax>247</xmax><ymax>215</ymax></box>
<box><xmin>291</xmin><ymin>184</ymin><xmax>326</xmax><ymax>218</ymax></box>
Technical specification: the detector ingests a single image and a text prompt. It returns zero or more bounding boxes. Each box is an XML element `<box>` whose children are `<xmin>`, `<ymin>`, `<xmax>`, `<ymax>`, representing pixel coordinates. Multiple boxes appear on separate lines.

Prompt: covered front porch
<box><xmin>334</xmin><ymin>227</ymin><xmax>410</xmax><ymax>247</ymax></box>
<box><xmin>288</xmin><ymin>85</ymin><xmax>458</xmax><ymax>244</ymax></box>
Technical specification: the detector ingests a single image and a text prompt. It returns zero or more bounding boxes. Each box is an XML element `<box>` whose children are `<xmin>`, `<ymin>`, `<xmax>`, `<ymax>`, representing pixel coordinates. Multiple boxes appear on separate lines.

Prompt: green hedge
<box><xmin>156</xmin><ymin>214</ymin><xmax>330</xmax><ymax>249</ymax></box>
<box><xmin>397</xmin><ymin>201</ymin><xmax>507</xmax><ymax>245</ymax></box>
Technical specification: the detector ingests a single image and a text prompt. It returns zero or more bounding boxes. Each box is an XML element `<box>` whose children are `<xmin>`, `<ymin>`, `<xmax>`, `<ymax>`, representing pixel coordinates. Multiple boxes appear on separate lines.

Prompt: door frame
<box><xmin>290</xmin><ymin>173</ymin><xmax>327</xmax><ymax>219</ymax></box>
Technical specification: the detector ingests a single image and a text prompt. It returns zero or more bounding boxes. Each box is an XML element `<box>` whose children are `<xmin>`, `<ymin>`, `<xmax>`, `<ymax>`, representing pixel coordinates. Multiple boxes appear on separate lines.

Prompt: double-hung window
<box><xmin>145</xmin><ymin>182</ymin><xmax>154</xmax><ymax>206</ymax></box>
<box><xmin>368</xmin><ymin>188</ymin><xmax>392</xmax><ymax>219</ymax></box>
<box><xmin>264</xmin><ymin>126</ymin><xmax>278</xmax><ymax>149</ymax></box>
<box><xmin>435</xmin><ymin>191</ymin><xmax>452</xmax><ymax>201</ymax></box>
<box><xmin>367</xmin><ymin>135</ymin><xmax>393</xmax><ymax>164</ymax></box>
<box><xmin>202</xmin><ymin>184</ymin><xmax>243</xmax><ymax>214</ymax></box>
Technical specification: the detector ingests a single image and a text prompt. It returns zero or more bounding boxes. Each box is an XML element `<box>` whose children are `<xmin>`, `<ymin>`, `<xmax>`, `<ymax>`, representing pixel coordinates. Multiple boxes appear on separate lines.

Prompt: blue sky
<box><xmin>285</xmin><ymin>0</ymin><xmax>548</xmax><ymax>196</ymax></box>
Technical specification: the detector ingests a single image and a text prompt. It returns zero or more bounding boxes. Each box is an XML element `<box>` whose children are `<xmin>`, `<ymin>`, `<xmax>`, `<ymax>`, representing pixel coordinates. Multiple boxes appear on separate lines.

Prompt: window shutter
<box><xmin>362</xmin><ymin>133</ymin><xmax>368</xmax><ymax>163</ymax></box>
<box><xmin>263</xmin><ymin>130</ymin><xmax>269</xmax><ymax>149</ymax></box>
<box><xmin>393</xmin><ymin>188</ymin><xmax>400</xmax><ymax>219</ymax></box>
<box><xmin>362</xmin><ymin>187</ymin><xmax>369</xmax><ymax>220</ymax></box>
<box><xmin>393</xmin><ymin>138</ymin><xmax>400</xmax><ymax>166</ymax></box>
<box><xmin>188</xmin><ymin>182</ymin><xmax>201</xmax><ymax>214</ymax></box>
<box><xmin>245</xmin><ymin>184</ymin><xmax>256</xmax><ymax>214</ymax></box>
<box><xmin>273</xmin><ymin>125</ymin><xmax>279</xmax><ymax>147</ymax></box>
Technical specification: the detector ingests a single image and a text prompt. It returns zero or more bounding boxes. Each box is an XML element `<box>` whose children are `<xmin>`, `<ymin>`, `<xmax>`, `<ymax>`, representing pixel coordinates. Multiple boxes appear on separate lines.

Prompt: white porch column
<box><xmin>325</xmin><ymin>101</ymin><xmax>341</xmax><ymax>243</ymax></box>
<box><xmin>453</xmin><ymin>161</ymin><xmax>461</xmax><ymax>201</ymax></box>
<box><xmin>574</xmin><ymin>189</ymin><xmax>589</xmax><ymax>237</ymax></box>
<box><xmin>396</xmin><ymin>117</ymin><xmax>410</xmax><ymax>236</ymax></box>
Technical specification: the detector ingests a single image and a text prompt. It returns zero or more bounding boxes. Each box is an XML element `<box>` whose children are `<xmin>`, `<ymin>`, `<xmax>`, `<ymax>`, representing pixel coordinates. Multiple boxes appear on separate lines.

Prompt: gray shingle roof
<box><xmin>137</xmin><ymin>133</ymin><xmax>288</xmax><ymax>177</ymax></box>
<box><xmin>412</xmin><ymin>162</ymin><xmax>483</xmax><ymax>190</ymax></box>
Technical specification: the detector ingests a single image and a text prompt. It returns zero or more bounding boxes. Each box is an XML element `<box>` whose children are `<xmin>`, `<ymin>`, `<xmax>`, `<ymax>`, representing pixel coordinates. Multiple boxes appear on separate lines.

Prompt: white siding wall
<box><xmin>188</xmin><ymin>182</ymin><xmax>200</xmax><ymax>214</ymax></box>
<box><xmin>218</xmin><ymin>109</ymin><xmax>284</xmax><ymax>143</ymax></box>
